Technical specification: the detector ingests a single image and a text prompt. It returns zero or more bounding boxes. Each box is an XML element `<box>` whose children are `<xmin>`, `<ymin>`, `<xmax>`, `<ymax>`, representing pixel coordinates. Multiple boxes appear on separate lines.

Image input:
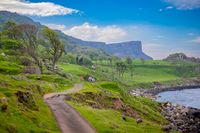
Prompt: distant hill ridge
<box><xmin>164</xmin><ymin>53</ymin><xmax>200</xmax><ymax>63</ymax></box>
<box><xmin>0</xmin><ymin>11</ymin><xmax>153</xmax><ymax>60</ymax></box>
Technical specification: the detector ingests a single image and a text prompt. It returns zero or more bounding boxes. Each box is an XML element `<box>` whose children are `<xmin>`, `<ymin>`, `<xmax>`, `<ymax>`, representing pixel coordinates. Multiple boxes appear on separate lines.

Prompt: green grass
<box><xmin>0</xmin><ymin>74</ymin><xmax>60</xmax><ymax>133</ymax></box>
<box><xmin>66</xmin><ymin>82</ymin><xmax>168</xmax><ymax>133</ymax></box>
<box><xmin>0</xmin><ymin>60</ymin><xmax>22</xmax><ymax>75</ymax></box>
<box><xmin>68</xmin><ymin>101</ymin><xmax>165</xmax><ymax>133</ymax></box>
<box><xmin>0</xmin><ymin>51</ymin><xmax>198</xmax><ymax>133</ymax></box>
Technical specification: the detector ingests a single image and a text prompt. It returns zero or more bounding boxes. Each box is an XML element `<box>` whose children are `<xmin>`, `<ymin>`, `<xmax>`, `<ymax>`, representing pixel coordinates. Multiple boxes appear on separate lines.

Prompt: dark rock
<box><xmin>1</xmin><ymin>97</ymin><xmax>8</xmax><ymax>112</ymax></box>
<box><xmin>136</xmin><ymin>118</ymin><xmax>143</xmax><ymax>124</ymax></box>
<box><xmin>15</xmin><ymin>91</ymin><xmax>39</xmax><ymax>111</ymax></box>
<box><xmin>160</xmin><ymin>102</ymin><xmax>200</xmax><ymax>133</ymax></box>
<box><xmin>161</xmin><ymin>125</ymin><xmax>171</xmax><ymax>131</ymax></box>
<box><xmin>122</xmin><ymin>115</ymin><xmax>127</xmax><ymax>121</ymax></box>
<box><xmin>1</xmin><ymin>103</ymin><xmax>8</xmax><ymax>112</ymax></box>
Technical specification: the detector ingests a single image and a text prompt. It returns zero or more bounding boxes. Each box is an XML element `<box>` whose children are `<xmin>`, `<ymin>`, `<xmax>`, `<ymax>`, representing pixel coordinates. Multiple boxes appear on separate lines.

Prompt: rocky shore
<box><xmin>161</xmin><ymin>102</ymin><xmax>200</xmax><ymax>133</ymax></box>
<box><xmin>145</xmin><ymin>84</ymin><xmax>200</xmax><ymax>95</ymax></box>
<box><xmin>130</xmin><ymin>78</ymin><xmax>200</xmax><ymax>133</ymax></box>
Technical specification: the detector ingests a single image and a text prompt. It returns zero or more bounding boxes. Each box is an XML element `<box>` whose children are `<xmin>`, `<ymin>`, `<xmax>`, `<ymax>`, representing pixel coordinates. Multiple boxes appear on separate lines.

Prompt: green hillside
<box><xmin>0</xmin><ymin>18</ymin><xmax>200</xmax><ymax>133</ymax></box>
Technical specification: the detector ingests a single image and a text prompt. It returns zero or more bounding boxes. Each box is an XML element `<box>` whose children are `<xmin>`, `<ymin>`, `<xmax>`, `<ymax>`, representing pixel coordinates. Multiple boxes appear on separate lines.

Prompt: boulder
<box><xmin>161</xmin><ymin>125</ymin><xmax>172</xmax><ymax>131</ymax></box>
<box><xmin>1</xmin><ymin>97</ymin><xmax>8</xmax><ymax>112</ymax></box>
<box><xmin>136</xmin><ymin>118</ymin><xmax>143</xmax><ymax>124</ymax></box>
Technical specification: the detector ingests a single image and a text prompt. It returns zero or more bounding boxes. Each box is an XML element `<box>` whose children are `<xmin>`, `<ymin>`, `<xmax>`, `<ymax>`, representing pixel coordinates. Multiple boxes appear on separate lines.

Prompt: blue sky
<box><xmin>0</xmin><ymin>0</ymin><xmax>200</xmax><ymax>59</ymax></box>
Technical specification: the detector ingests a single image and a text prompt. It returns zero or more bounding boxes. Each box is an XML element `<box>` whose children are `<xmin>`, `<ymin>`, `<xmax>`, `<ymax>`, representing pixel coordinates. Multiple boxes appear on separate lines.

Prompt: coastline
<box><xmin>145</xmin><ymin>84</ymin><xmax>200</xmax><ymax>95</ymax></box>
<box><xmin>130</xmin><ymin>78</ymin><xmax>200</xmax><ymax>132</ymax></box>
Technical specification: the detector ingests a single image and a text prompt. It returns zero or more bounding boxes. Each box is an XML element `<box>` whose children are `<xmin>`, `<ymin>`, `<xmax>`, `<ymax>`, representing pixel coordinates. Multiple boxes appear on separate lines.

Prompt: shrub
<box><xmin>2</xmin><ymin>39</ymin><xmax>21</xmax><ymax>50</ymax></box>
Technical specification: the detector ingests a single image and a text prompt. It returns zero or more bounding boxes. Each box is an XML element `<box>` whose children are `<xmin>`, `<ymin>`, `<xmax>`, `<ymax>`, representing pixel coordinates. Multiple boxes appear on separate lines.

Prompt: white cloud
<box><xmin>159</xmin><ymin>6</ymin><xmax>173</xmax><ymax>12</ymax></box>
<box><xmin>166</xmin><ymin>6</ymin><xmax>174</xmax><ymax>9</ymax></box>
<box><xmin>45</xmin><ymin>24</ymin><xmax>66</xmax><ymax>31</ymax></box>
<box><xmin>165</xmin><ymin>0</ymin><xmax>200</xmax><ymax>10</ymax></box>
<box><xmin>46</xmin><ymin>23</ymin><xmax>127</xmax><ymax>43</ymax></box>
<box><xmin>0</xmin><ymin>0</ymin><xmax>79</xmax><ymax>17</ymax></box>
<box><xmin>191</xmin><ymin>36</ymin><xmax>200</xmax><ymax>44</ymax></box>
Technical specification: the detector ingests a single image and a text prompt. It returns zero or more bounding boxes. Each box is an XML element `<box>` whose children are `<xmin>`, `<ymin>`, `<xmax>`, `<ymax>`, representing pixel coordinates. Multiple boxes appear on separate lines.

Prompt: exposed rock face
<box><xmin>73</xmin><ymin>40</ymin><xmax>153</xmax><ymax>60</ymax></box>
<box><xmin>15</xmin><ymin>91</ymin><xmax>38</xmax><ymax>111</ymax></box>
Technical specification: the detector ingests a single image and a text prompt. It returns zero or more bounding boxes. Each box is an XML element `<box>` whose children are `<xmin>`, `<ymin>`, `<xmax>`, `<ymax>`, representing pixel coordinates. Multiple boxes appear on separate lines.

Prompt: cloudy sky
<box><xmin>0</xmin><ymin>0</ymin><xmax>200</xmax><ymax>59</ymax></box>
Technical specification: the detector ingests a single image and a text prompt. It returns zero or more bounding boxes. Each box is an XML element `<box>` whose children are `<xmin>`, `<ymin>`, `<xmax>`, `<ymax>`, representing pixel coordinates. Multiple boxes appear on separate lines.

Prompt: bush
<box><xmin>2</xmin><ymin>39</ymin><xmax>21</xmax><ymax>50</ymax></box>
<box><xmin>19</xmin><ymin>56</ymin><xmax>32</xmax><ymax>66</ymax></box>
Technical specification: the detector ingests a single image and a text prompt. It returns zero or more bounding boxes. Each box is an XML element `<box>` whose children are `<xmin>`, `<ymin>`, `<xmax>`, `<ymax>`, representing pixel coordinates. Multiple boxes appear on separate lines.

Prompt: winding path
<box><xmin>44</xmin><ymin>83</ymin><xmax>96</xmax><ymax>133</ymax></box>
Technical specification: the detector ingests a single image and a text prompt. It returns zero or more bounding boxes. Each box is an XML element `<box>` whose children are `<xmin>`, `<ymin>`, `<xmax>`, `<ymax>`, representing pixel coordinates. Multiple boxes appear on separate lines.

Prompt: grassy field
<box><xmin>60</xmin><ymin>60</ymin><xmax>200</xmax><ymax>88</ymax></box>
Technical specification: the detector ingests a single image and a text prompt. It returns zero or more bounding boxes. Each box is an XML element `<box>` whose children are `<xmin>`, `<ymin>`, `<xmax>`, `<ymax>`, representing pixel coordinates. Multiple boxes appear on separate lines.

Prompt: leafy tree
<box><xmin>60</xmin><ymin>53</ymin><xmax>76</xmax><ymax>64</ymax></box>
<box><xmin>43</xmin><ymin>27</ymin><xmax>65</xmax><ymax>70</ymax></box>
<box><xmin>17</xmin><ymin>24</ymin><xmax>43</xmax><ymax>73</ymax></box>
<box><xmin>126</xmin><ymin>56</ymin><xmax>132</xmax><ymax>65</ymax></box>
<box><xmin>3</xmin><ymin>21</ymin><xmax>21</xmax><ymax>40</ymax></box>
<box><xmin>115</xmin><ymin>61</ymin><xmax>127</xmax><ymax>78</ymax></box>
<box><xmin>126</xmin><ymin>57</ymin><xmax>134</xmax><ymax>77</ymax></box>
<box><xmin>2</xmin><ymin>39</ymin><xmax>21</xmax><ymax>50</ymax></box>
<box><xmin>108</xmin><ymin>57</ymin><xmax>113</xmax><ymax>66</ymax></box>
<box><xmin>82</xmin><ymin>56</ymin><xmax>93</xmax><ymax>66</ymax></box>
<box><xmin>76</xmin><ymin>55</ymin><xmax>92</xmax><ymax>66</ymax></box>
<box><xmin>0</xmin><ymin>21</ymin><xmax>22</xmax><ymax>50</ymax></box>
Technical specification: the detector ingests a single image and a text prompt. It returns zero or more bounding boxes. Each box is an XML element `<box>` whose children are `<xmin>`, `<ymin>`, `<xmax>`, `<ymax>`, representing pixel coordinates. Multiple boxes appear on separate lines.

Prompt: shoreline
<box><xmin>145</xmin><ymin>84</ymin><xmax>200</xmax><ymax>95</ymax></box>
<box><xmin>130</xmin><ymin>80</ymin><xmax>200</xmax><ymax>132</ymax></box>
<box><xmin>148</xmin><ymin>84</ymin><xmax>200</xmax><ymax>132</ymax></box>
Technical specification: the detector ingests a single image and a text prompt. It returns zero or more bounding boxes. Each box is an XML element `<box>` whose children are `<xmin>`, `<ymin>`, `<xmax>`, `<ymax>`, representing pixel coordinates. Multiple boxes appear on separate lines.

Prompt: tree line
<box><xmin>0</xmin><ymin>21</ymin><xmax>65</xmax><ymax>73</ymax></box>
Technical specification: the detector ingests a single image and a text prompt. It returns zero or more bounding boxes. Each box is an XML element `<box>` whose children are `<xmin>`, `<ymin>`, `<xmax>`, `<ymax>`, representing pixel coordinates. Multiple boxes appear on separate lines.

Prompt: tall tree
<box><xmin>126</xmin><ymin>56</ymin><xmax>132</xmax><ymax>65</ymax></box>
<box><xmin>43</xmin><ymin>27</ymin><xmax>65</xmax><ymax>70</ymax></box>
<box><xmin>115</xmin><ymin>61</ymin><xmax>127</xmax><ymax>78</ymax></box>
<box><xmin>126</xmin><ymin>57</ymin><xmax>134</xmax><ymax>77</ymax></box>
<box><xmin>18</xmin><ymin>24</ymin><xmax>43</xmax><ymax>73</ymax></box>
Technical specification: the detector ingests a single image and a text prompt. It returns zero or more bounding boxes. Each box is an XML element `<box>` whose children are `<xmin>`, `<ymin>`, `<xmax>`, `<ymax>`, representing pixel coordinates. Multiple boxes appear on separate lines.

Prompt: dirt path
<box><xmin>44</xmin><ymin>83</ymin><xmax>96</xmax><ymax>133</ymax></box>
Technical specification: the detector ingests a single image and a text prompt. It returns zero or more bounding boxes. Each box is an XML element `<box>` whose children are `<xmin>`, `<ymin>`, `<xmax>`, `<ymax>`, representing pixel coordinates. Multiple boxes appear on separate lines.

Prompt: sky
<box><xmin>0</xmin><ymin>0</ymin><xmax>200</xmax><ymax>59</ymax></box>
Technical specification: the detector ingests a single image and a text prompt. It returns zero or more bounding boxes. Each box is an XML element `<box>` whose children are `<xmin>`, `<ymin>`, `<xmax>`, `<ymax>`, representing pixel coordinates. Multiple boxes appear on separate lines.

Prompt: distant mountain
<box><xmin>55</xmin><ymin>30</ymin><xmax>152</xmax><ymax>60</ymax></box>
<box><xmin>75</xmin><ymin>41</ymin><xmax>152</xmax><ymax>60</ymax></box>
<box><xmin>0</xmin><ymin>11</ymin><xmax>41</xmax><ymax>28</ymax></box>
<box><xmin>0</xmin><ymin>11</ymin><xmax>153</xmax><ymax>60</ymax></box>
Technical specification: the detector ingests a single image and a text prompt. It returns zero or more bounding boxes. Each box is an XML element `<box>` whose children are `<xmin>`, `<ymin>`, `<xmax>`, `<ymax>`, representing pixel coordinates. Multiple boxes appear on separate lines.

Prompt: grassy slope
<box><xmin>0</xmin><ymin>59</ymin><xmax>74</xmax><ymax>133</ymax></box>
<box><xmin>60</xmin><ymin>61</ymin><xmax>199</xmax><ymax>133</ymax></box>
<box><xmin>0</xmin><ymin>55</ymin><xmax>198</xmax><ymax>133</ymax></box>
<box><xmin>69</xmin><ymin>102</ymin><xmax>164</xmax><ymax>133</ymax></box>
<box><xmin>66</xmin><ymin>82</ymin><xmax>166</xmax><ymax>133</ymax></box>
